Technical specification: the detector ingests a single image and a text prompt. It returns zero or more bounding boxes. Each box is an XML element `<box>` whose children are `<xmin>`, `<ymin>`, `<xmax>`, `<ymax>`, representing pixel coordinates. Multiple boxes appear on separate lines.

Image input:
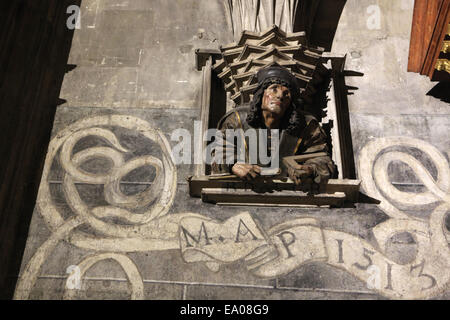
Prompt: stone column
<box><xmin>224</xmin><ymin>0</ymin><xmax>300</xmax><ymax>39</ymax></box>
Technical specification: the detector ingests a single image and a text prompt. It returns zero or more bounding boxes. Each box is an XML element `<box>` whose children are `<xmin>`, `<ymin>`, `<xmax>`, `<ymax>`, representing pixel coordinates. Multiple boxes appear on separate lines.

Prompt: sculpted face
<box><xmin>261</xmin><ymin>83</ymin><xmax>292</xmax><ymax>119</ymax></box>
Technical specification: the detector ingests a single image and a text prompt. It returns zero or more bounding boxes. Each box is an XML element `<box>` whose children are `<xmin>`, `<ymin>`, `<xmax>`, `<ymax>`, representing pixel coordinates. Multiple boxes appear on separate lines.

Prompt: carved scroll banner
<box><xmin>14</xmin><ymin>116</ymin><xmax>449</xmax><ymax>300</ymax></box>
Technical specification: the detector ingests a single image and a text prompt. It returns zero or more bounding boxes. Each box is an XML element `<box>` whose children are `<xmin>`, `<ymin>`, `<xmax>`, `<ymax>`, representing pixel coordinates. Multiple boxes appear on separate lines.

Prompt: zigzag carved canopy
<box><xmin>213</xmin><ymin>25</ymin><xmax>324</xmax><ymax>105</ymax></box>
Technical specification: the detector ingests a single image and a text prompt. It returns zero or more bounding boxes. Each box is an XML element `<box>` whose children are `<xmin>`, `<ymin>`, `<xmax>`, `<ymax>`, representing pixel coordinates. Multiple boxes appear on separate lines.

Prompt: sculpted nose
<box><xmin>275</xmin><ymin>89</ymin><xmax>283</xmax><ymax>99</ymax></box>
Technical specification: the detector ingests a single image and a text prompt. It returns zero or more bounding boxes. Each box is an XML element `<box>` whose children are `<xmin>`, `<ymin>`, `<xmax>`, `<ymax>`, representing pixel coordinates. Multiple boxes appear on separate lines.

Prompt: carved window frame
<box><xmin>191</xmin><ymin>50</ymin><xmax>360</xmax><ymax>206</ymax></box>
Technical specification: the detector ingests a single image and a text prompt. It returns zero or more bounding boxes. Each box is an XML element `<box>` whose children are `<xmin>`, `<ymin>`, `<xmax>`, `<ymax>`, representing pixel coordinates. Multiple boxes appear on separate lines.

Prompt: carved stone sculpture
<box><xmin>224</xmin><ymin>0</ymin><xmax>301</xmax><ymax>39</ymax></box>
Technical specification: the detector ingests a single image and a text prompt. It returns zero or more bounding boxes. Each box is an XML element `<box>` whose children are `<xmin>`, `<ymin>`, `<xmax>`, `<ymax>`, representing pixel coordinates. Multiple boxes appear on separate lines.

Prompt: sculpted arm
<box><xmin>287</xmin><ymin>119</ymin><xmax>336</xmax><ymax>189</ymax></box>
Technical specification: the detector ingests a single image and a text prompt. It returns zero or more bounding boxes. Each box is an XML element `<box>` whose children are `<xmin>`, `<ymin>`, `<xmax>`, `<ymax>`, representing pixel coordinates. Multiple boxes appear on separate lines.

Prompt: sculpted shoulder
<box><xmin>217</xmin><ymin>106</ymin><xmax>251</xmax><ymax>130</ymax></box>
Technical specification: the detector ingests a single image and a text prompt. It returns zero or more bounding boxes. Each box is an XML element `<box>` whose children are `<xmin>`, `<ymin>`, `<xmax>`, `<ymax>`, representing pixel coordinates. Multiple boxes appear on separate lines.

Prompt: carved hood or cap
<box><xmin>257</xmin><ymin>64</ymin><xmax>300</xmax><ymax>95</ymax></box>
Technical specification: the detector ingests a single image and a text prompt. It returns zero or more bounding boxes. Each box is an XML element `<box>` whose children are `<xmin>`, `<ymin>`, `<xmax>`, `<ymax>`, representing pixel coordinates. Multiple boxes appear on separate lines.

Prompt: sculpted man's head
<box><xmin>247</xmin><ymin>65</ymin><xmax>302</xmax><ymax>132</ymax></box>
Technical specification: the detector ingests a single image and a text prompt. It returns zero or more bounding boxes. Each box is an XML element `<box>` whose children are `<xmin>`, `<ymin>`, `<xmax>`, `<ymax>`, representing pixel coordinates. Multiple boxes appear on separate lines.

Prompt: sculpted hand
<box><xmin>287</xmin><ymin>164</ymin><xmax>314</xmax><ymax>186</ymax></box>
<box><xmin>232</xmin><ymin>163</ymin><xmax>261</xmax><ymax>181</ymax></box>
